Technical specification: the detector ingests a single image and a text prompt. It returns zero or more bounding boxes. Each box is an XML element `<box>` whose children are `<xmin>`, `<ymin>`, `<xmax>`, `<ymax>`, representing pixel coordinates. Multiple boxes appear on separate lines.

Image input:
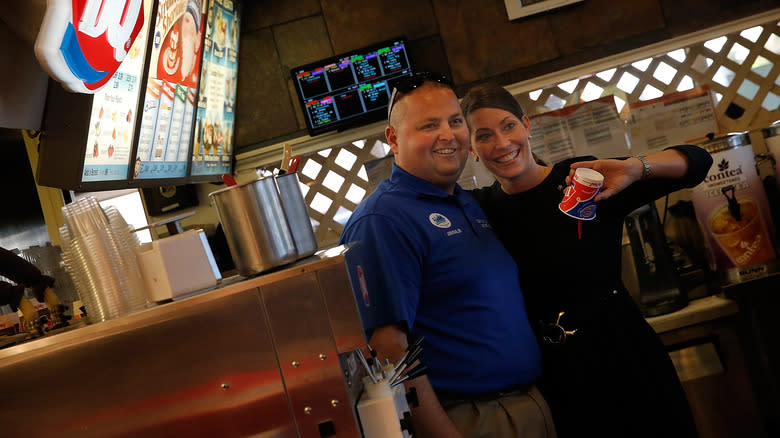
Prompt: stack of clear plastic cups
<box><xmin>103</xmin><ymin>207</ymin><xmax>147</xmax><ymax>314</ymax></box>
<box><xmin>58</xmin><ymin>197</ymin><xmax>148</xmax><ymax>323</ymax></box>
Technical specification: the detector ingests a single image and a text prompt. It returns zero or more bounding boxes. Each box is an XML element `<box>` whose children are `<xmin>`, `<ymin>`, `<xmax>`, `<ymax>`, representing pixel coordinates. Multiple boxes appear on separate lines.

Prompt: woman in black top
<box><xmin>460</xmin><ymin>82</ymin><xmax>713</xmax><ymax>437</ymax></box>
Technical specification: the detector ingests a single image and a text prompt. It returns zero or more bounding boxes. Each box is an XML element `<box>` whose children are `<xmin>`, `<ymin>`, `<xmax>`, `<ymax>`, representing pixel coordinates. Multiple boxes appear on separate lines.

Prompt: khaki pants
<box><xmin>438</xmin><ymin>385</ymin><xmax>557</xmax><ymax>438</ymax></box>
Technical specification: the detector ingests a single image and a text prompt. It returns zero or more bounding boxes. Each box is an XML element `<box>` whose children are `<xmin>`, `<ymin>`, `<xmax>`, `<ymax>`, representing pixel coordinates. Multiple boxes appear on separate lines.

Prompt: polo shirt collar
<box><xmin>389</xmin><ymin>163</ymin><xmax>475</xmax><ymax>205</ymax></box>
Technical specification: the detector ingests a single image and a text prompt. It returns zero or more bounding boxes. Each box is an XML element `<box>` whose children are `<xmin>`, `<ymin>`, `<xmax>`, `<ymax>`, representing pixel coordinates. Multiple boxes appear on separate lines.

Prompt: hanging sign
<box><xmin>34</xmin><ymin>0</ymin><xmax>145</xmax><ymax>93</ymax></box>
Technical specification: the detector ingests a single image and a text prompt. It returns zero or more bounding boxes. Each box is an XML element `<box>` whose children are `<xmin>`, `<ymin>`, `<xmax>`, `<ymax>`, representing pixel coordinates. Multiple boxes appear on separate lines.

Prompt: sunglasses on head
<box><xmin>387</xmin><ymin>72</ymin><xmax>453</xmax><ymax>122</ymax></box>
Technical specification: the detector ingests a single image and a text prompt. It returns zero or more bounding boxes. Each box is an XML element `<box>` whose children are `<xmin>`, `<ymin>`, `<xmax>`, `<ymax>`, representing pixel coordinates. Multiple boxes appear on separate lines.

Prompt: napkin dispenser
<box><xmin>135</xmin><ymin>229</ymin><xmax>222</xmax><ymax>302</ymax></box>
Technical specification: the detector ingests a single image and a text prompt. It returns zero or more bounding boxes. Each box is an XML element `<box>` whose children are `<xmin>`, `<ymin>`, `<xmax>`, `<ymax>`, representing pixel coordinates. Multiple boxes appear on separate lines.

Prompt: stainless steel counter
<box><xmin>646</xmin><ymin>295</ymin><xmax>739</xmax><ymax>334</ymax></box>
<box><xmin>0</xmin><ymin>246</ymin><xmax>367</xmax><ymax>438</ymax></box>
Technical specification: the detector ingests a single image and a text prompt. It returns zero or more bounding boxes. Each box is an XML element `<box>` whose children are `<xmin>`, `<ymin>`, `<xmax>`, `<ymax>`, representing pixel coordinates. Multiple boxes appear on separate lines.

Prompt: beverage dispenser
<box><xmin>761</xmin><ymin>122</ymin><xmax>780</xmax><ymax>232</ymax></box>
<box><xmin>762</xmin><ymin>121</ymin><xmax>780</xmax><ymax>191</ymax></box>
<box><xmin>692</xmin><ymin>133</ymin><xmax>779</xmax><ymax>283</ymax></box>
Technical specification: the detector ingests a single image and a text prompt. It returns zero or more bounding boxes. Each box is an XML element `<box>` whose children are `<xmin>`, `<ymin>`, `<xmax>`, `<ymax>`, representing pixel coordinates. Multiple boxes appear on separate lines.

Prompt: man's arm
<box><xmin>369</xmin><ymin>325</ymin><xmax>465</xmax><ymax>438</ymax></box>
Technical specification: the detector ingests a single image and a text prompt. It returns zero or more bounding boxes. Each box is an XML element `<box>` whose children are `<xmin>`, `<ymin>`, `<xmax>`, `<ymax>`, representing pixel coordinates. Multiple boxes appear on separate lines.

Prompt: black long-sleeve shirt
<box><xmin>471</xmin><ymin>145</ymin><xmax>712</xmax><ymax>437</ymax></box>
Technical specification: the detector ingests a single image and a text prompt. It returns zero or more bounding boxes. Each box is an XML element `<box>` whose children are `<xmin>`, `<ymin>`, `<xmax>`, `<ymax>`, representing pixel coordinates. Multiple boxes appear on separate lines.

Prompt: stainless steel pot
<box><xmin>209</xmin><ymin>177</ymin><xmax>297</xmax><ymax>276</ymax></box>
<box><xmin>275</xmin><ymin>172</ymin><xmax>317</xmax><ymax>258</ymax></box>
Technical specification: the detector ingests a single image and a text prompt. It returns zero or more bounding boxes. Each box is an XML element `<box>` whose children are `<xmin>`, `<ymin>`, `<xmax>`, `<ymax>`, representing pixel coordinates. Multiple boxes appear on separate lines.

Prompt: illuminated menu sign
<box><xmin>81</xmin><ymin>0</ymin><xmax>153</xmax><ymax>182</ymax></box>
<box><xmin>190</xmin><ymin>0</ymin><xmax>239</xmax><ymax>177</ymax></box>
<box><xmin>134</xmin><ymin>0</ymin><xmax>207</xmax><ymax>180</ymax></box>
<box><xmin>292</xmin><ymin>39</ymin><xmax>411</xmax><ymax>135</ymax></box>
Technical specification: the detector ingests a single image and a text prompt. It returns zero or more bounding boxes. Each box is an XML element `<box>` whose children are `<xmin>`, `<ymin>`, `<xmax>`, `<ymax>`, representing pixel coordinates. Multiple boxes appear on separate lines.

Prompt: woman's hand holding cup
<box><xmin>568</xmin><ymin>158</ymin><xmax>645</xmax><ymax>202</ymax></box>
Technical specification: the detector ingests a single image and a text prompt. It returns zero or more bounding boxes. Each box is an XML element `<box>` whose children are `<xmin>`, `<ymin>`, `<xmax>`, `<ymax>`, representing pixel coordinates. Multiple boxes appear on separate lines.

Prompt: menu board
<box><xmin>134</xmin><ymin>0</ymin><xmax>208</xmax><ymax>180</ymax></box>
<box><xmin>81</xmin><ymin>0</ymin><xmax>154</xmax><ymax>183</ymax></box>
<box><xmin>190</xmin><ymin>0</ymin><xmax>239</xmax><ymax>177</ymax></box>
<box><xmin>291</xmin><ymin>38</ymin><xmax>412</xmax><ymax>136</ymax></box>
<box><xmin>528</xmin><ymin>96</ymin><xmax>631</xmax><ymax>164</ymax></box>
<box><xmin>626</xmin><ymin>85</ymin><xmax>720</xmax><ymax>155</ymax></box>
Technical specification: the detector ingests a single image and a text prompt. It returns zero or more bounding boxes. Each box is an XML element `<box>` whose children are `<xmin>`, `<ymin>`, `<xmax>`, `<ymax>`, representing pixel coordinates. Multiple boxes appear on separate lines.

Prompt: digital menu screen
<box><xmin>134</xmin><ymin>0</ymin><xmax>207</xmax><ymax>180</ymax></box>
<box><xmin>291</xmin><ymin>39</ymin><xmax>413</xmax><ymax>136</ymax></box>
<box><xmin>81</xmin><ymin>0</ymin><xmax>154</xmax><ymax>183</ymax></box>
<box><xmin>190</xmin><ymin>0</ymin><xmax>239</xmax><ymax>177</ymax></box>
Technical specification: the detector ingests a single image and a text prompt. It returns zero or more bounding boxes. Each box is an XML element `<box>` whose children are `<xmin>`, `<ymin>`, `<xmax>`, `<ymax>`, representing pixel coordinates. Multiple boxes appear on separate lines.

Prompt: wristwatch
<box><xmin>632</xmin><ymin>155</ymin><xmax>651</xmax><ymax>180</ymax></box>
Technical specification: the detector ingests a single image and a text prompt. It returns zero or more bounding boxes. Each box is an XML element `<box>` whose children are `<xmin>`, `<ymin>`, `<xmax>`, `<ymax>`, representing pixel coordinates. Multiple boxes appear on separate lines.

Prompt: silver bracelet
<box><xmin>632</xmin><ymin>155</ymin><xmax>651</xmax><ymax>180</ymax></box>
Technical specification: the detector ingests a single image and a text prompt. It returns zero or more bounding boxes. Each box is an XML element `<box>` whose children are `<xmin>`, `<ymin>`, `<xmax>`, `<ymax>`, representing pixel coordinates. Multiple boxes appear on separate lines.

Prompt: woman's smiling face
<box><xmin>467</xmin><ymin>107</ymin><xmax>535</xmax><ymax>181</ymax></box>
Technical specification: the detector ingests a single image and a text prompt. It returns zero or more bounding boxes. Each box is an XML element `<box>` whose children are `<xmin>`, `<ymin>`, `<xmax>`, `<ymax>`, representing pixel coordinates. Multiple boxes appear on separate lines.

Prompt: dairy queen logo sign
<box><xmin>34</xmin><ymin>0</ymin><xmax>145</xmax><ymax>93</ymax></box>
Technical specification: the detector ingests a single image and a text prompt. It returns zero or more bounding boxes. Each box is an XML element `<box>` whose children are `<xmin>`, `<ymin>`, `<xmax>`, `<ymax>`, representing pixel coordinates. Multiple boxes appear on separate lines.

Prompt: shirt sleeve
<box><xmin>339</xmin><ymin>213</ymin><xmax>425</xmax><ymax>337</ymax></box>
<box><xmin>602</xmin><ymin>144</ymin><xmax>713</xmax><ymax>217</ymax></box>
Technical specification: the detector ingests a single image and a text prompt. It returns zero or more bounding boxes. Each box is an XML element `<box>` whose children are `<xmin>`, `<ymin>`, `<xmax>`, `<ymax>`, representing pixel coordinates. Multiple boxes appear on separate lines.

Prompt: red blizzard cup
<box><xmin>559</xmin><ymin>168</ymin><xmax>604</xmax><ymax>220</ymax></box>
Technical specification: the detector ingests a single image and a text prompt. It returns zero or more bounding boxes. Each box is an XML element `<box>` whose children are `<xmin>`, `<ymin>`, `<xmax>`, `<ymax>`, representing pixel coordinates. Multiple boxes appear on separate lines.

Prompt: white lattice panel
<box><xmin>295</xmin><ymin>133</ymin><xmax>391</xmax><ymax>247</ymax></box>
<box><xmin>514</xmin><ymin>20</ymin><xmax>780</xmax><ymax>132</ymax></box>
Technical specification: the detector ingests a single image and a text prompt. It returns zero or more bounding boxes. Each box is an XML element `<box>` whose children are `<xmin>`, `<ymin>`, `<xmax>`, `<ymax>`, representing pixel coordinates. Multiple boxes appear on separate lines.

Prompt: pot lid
<box><xmin>697</xmin><ymin>131</ymin><xmax>751</xmax><ymax>153</ymax></box>
<box><xmin>761</xmin><ymin>120</ymin><xmax>780</xmax><ymax>138</ymax></box>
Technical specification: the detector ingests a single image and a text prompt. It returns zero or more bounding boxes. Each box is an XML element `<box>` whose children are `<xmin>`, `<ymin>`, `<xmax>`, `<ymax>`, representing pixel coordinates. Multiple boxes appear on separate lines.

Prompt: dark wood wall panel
<box><xmin>234</xmin><ymin>29</ymin><xmax>299</xmax><ymax>147</ymax></box>
<box><xmin>235</xmin><ymin>0</ymin><xmax>777</xmax><ymax>150</ymax></box>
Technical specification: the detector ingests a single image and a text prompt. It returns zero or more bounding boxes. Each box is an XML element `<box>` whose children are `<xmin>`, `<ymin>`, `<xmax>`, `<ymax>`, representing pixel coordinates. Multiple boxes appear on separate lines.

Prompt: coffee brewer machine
<box><xmin>623</xmin><ymin>202</ymin><xmax>687</xmax><ymax>316</ymax></box>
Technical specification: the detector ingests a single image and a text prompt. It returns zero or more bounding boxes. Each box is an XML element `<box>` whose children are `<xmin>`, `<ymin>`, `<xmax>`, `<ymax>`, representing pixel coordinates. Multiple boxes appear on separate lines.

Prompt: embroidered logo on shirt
<box><xmin>428</xmin><ymin>213</ymin><xmax>451</xmax><ymax>228</ymax></box>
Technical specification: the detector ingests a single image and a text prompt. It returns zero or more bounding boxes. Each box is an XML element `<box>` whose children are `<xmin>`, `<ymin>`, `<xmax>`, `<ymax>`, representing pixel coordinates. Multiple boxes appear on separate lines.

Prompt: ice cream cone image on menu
<box><xmin>710</xmin><ymin>198</ymin><xmax>776</xmax><ymax>266</ymax></box>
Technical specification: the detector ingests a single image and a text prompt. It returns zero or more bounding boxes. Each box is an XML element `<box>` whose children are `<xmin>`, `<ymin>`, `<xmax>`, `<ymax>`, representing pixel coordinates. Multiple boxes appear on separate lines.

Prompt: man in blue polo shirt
<box><xmin>339</xmin><ymin>73</ymin><xmax>556</xmax><ymax>438</ymax></box>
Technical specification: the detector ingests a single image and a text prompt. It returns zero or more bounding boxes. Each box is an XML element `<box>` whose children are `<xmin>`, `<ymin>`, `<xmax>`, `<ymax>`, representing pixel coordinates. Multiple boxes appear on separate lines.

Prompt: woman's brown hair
<box><xmin>460</xmin><ymin>82</ymin><xmax>525</xmax><ymax>123</ymax></box>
